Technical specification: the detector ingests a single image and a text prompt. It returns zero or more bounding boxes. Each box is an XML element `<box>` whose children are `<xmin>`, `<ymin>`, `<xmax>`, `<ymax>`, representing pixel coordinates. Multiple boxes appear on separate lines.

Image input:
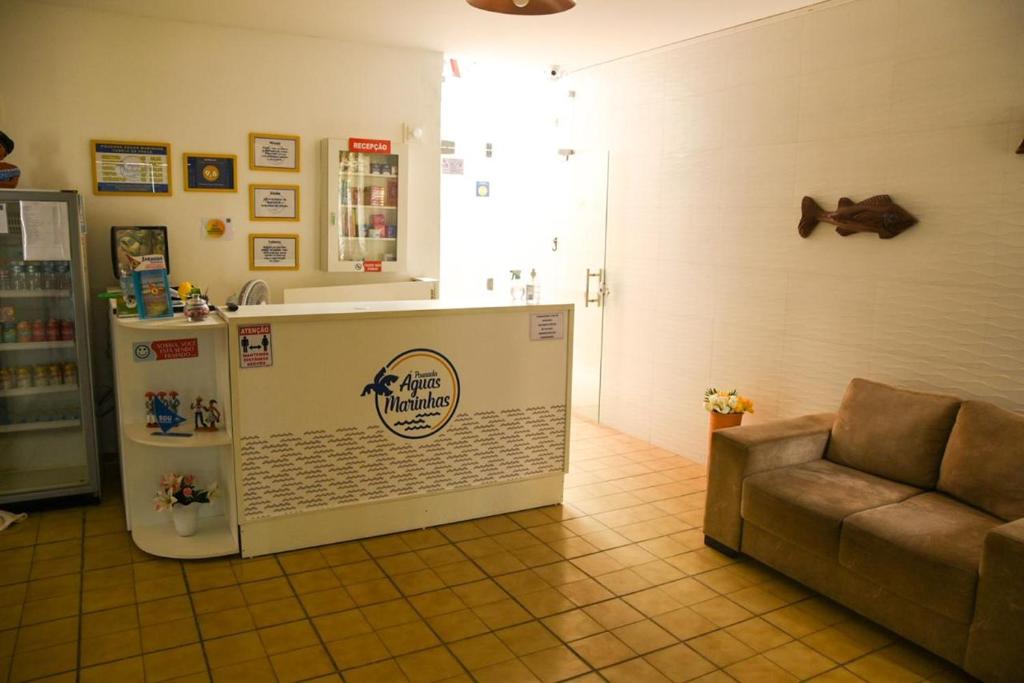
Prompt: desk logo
<box><xmin>361</xmin><ymin>348</ymin><xmax>460</xmax><ymax>439</ymax></box>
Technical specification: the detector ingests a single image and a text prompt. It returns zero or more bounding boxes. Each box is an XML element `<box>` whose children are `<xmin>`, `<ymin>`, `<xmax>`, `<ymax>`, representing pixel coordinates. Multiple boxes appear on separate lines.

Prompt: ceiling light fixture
<box><xmin>467</xmin><ymin>0</ymin><xmax>576</xmax><ymax>16</ymax></box>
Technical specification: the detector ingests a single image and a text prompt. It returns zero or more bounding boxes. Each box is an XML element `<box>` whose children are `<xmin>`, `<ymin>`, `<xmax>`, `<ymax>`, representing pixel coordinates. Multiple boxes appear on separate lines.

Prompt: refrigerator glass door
<box><xmin>0</xmin><ymin>193</ymin><xmax>98</xmax><ymax>501</ymax></box>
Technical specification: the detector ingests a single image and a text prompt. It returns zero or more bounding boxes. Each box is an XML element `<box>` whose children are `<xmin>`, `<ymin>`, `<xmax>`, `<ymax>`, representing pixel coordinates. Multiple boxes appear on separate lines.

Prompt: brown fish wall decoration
<box><xmin>1016</xmin><ymin>138</ymin><xmax>1023</xmax><ymax>154</ymax></box>
<box><xmin>799</xmin><ymin>195</ymin><xmax>918</xmax><ymax>239</ymax></box>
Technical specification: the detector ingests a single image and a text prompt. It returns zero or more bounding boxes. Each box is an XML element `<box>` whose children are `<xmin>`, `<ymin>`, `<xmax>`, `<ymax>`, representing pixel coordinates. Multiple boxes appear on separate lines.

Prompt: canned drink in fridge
<box><xmin>33</xmin><ymin>364</ymin><xmax>49</xmax><ymax>386</ymax></box>
<box><xmin>16</xmin><ymin>321</ymin><xmax>31</xmax><ymax>343</ymax></box>
<box><xmin>2</xmin><ymin>322</ymin><xmax>15</xmax><ymax>343</ymax></box>
<box><xmin>16</xmin><ymin>367</ymin><xmax>32</xmax><ymax>389</ymax></box>
<box><xmin>46</xmin><ymin>319</ymin><xmax>60</xmax><ymax>342</ymax></box>
<box><xmin>62</xmin><ymin>362</ymin><xmax>78</xmax><ymax>385</ymax></box>
<box><xmin>31</xmin><ymin>320</ymin><xmax>46</xmax><ymax>342</ymax></box>
<box><xmin>61</xmin><ymin>320</ymin><xmax>75</xmax><ymax>341</ymax></box>
<box><xmin>48</xmin><ymin>364</ymin><xmax>62</xmax><ymax>386</ymax></box>
<box><xmin>0</xmin><ymin>368</ymin><xmax>14</xmax><ymax>390</ymax></box>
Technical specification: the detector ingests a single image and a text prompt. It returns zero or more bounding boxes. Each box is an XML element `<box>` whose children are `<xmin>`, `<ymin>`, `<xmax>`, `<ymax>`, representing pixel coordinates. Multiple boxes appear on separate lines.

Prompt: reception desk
<box><xmin>222</xmin><ymin>300</ymin><xmax>573</xmax><ymax>556</ymax></box>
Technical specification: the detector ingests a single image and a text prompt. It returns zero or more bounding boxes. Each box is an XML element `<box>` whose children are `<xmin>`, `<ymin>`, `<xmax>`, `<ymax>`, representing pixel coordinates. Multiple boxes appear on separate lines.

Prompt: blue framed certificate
<box><xmin>91</xmin><ymin>140</ymin><xmax>172</xmax><ymax>195</ymax></box>
<box><xmin>184</xmin><ymin>153</ymin><xmax>237</xmax><ymax>192</ymax></box>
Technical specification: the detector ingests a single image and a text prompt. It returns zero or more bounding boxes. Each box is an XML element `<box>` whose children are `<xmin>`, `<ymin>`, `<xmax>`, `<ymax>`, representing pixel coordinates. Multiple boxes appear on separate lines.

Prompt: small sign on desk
<box><xmin>239</xmin><ymin>324</ymin><xmax>273</xmax><ymax>368</ymax></box>
<box><xmin>132</xmin><ymin>338</ymin><xmax>199</xmax><ymax>362</ymax></box>
<box><xmin>530</xmin><ymin>312</ymin><xmax>565</xmax><ymax>341</ymax></box>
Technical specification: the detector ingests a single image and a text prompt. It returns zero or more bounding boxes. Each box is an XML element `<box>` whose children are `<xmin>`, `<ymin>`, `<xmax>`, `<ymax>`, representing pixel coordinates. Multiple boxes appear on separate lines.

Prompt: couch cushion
<box><xmin>826</xmin><ymin>378</ymin><xmax>961</xmax><ymax>488</ymax></box>
<box><xmin>840</xmin><ymin>492</ymin><xmax>1001</xmax><ymax>623</ymax></box>
<box><xmin>938</xmin><ymin>401</ymin><xmax>1024</xmax><ymax>522</ymax></box>
<box><xmin>741</xmin><ymin>459</ymin><xmax>920</xmax><ymax>558</ymax></box>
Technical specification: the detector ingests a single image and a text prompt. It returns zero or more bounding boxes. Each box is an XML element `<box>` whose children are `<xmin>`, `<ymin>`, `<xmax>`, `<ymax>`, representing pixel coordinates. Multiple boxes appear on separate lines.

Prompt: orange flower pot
<box><xmin>708</xmin><ymin>411</ymin><xmax>744</xmax><ymax>455</ymax></box>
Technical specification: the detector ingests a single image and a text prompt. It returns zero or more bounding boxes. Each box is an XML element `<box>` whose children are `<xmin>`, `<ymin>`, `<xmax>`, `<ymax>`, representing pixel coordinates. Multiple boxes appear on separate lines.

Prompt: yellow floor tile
<box><xmin>211</xmin><ymin>656</ymin><xmax>277</xmax><ymax>683</ymax></box>
<box><xmin>248</xmin><ymin>595</ymin><xmax>306</xmax><ymax>627</ymax></box>
<box><xmin>269</xmin><ymin>643</ymin><xmax>335</xmax><ymax>683</ymax></box>
<box><xmin>644</xmin><ymin>643</ymin><xmax>717</xmax><ymax>682</ymax></box>
<box><xmin>449</xmin><ymin>632</ymin><xmax>516</xmax><ymax>670</ymax></box>
<box><xmin>325</xmin><ymin>632</ymin><xmax>391</xmax><ymax>669</ymax></box>
<box><xmin>396</xmin><ymin>646</ymin><xmax>465</xmax><ymax>683</ymax></box>
<box><xmin>427</xmin><ymin>608</ymin><xmax>490</xmax><ymax>641</ymax></box>
<box><xmin>80</xmin><ymin>627</ymin><xmax>142</xmax><ymax>666</ymax></box>
<box><xmin>143</xmin><ymin>643</ymin><xmax>207</xmax><ymax>682</ymax></box>
<box><xmin>141</xmin><ymin>615</ymin><xmax>199</xmax><ymax>653</ymax></box>
<box><xmin>519</xmin><ymin>644</ymin><xmax>591</xmax><ymax>683</ymax></box>
<box><xmin>377</xmin><ymin>620</ymin><xmax>441</xmax><ymax>656</ymax></box>
<box><xmin>202</xmin><ymin>631</ymin><xmax>267</xmax><ymax>669</ymax></box>
<box><xmin>13</xmin><ymin>616</ymin><xmax>78</xmax><ymax>653</ymax></box>
<box><xmin>601</xmin><ymin>657</ymin><xmax>673</xmax><ymax>683</ymax></box>
<box><xmin>569</xmin><ymin>631</ymin><xmax>636</xmax><ymax>669</ymax></box>
<box><xmin>764</xmin><ymin>640</ymin><xmax>837</xmax><ymax>679</ymax></box>
<box><xmin>495</xmin><ymin>622</ymin><xmax>560</xmax><ymax>656</ymax></box>
<box><xmin>613</xmin><ymin>618</ymin><xmax>678</xmax><ymax>654</ymax></box>
<box><xmin>343</xmin><ymin>658</ymin><xmax>410</xmax><ymax>682</ymax></box>
<box><xmin>257</xmin><ymin>619</ymin><xmax>319</xmax><ymax>655</ymax></box>
<box><xmin>9</xmin><ymin>641</ymin><xmax>78</xmax><ymax>682</ymax></box>
<box><xmin>726</xmin><ymin>654</ymin><xmax>800</xmax><ymax>683</ymax></box>
<box><xmin>79</xmin><ymin>656</ymin><xmax>145</xmax><ymax>683</ymax></box>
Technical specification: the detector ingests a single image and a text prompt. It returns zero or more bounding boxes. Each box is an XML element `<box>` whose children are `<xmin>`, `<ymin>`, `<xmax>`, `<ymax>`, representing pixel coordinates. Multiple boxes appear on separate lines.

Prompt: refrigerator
<box><xmin>0</xmin><ymin>189</ymin><xmax>100</xmax><ymax>503</ymax></box>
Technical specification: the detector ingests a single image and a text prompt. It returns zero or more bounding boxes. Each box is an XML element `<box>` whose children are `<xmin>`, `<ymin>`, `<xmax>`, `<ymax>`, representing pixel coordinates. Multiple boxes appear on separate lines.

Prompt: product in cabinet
<box><xmin>15</xmin><ymin>320</ymin><xmax>30</xmax><ymax>343</ymax></box>
<box><xmin>62</xmin><ymin>362</ymin><xmax>77</xmax><ymax>386</ymax></box>
<box><xmin>0</xmin><ymin>368</ymin><xmax>13</xmax><ymax>390</ymax></box>
<box><xmin>386</xmin><ymin>179</ymin><xmax>398</xmax><ymax>206</ymax></box>
<box><xmin>45</xmin><ymin>319</ymin><xmax>59</xmax><ymax>342</ymax></box>
<box><xmin>60</xmin><ymin>320</ymin><xmax>74</xmax><ymax>341</ymax></box>
<box><xmin>0</xmin><ymin>306</ymin><xmax>14</xmax><ymax>323</ymax></box>
<box><xmin>1</xmin><ymin>323</ymin><xmax>14</xmax><ymax>343</ymax></box>
<box><xmin>30</xmin><ymin>320</ymin><xmax>45</xmax><ymax>342</ymax></box>
<box><xmin>365</xmin><ymin>186</ymin><xmax>385</xmax><ymax>207</ymax></box>
<box><xmin>15</xmin><ymin>367</ymin><xmax>31</xmax><ymax>389</ymax></box>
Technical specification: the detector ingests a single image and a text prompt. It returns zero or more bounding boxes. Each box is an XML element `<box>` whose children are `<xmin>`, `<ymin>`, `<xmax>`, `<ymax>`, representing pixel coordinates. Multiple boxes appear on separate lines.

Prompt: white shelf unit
<box><xmin>110</xmin><ymin>309</ymin><xmax>238</xmax><ymax>559</ymax></box>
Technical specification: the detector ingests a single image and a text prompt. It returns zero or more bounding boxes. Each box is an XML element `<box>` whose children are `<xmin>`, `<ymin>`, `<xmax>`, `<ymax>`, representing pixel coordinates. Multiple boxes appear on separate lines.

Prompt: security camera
<box><xmin>549</xmin><ymin>65</ymin><xmax>564</xmax><ymax>80</ymax></box>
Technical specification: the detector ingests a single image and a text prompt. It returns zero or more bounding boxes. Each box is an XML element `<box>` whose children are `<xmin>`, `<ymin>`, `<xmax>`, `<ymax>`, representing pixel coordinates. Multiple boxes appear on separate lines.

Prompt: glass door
<box><xmin>545</xmin><ymin>151</ymin><xmax>609</xmax><ymax>421</ymax></box>
<box><xmin>0</xmin><ymin>191</ymin><xmax>99</xmax><ymax>502</ymax></box>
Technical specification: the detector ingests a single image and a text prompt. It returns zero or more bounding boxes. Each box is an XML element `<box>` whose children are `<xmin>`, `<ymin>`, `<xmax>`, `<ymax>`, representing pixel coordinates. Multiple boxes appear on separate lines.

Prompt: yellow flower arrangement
<box><xmin>704</xmin><ymin>388</ymin><xmax>755</xmax><ymax>414</ymax></box>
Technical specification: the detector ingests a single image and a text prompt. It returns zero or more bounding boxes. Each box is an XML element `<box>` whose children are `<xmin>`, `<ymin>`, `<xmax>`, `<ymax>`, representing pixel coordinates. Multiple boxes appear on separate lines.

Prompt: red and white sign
<box><xmin>348</xmin><ymin>138</ymin><xmax>392</xmax><ymax>154</ymax></box>
<box><xmin>362</xmin><ymin>260</ymin><xmax>383</xmax><ymax>273</ymax></box>
<box><xmin>132</xmin><ymin>338</ymin><xmax>198</xmax><ymax>362</ymax></box>
<box><xmin>239</xmin><ymin>324</ymin><xmax>273</xmax><ymax>368</ymax></box>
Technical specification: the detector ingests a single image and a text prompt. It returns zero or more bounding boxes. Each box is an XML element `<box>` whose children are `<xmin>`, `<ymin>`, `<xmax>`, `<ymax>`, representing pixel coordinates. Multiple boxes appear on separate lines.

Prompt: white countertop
<box><xmin>220</xmin><ymin>298</ymin><xmax>573</xmax><ymax>321</ymax></box>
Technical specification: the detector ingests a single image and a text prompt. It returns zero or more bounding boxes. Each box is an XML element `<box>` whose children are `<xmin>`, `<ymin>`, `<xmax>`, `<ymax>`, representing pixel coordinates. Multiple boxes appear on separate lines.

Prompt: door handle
<box><xmin>585</xmin><ymin>268</ymin><xmax>604</xmax><ymax>307</ymax></box>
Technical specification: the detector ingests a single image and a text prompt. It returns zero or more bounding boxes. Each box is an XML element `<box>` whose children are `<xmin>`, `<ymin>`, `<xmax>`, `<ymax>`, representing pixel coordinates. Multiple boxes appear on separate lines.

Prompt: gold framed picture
<box><xmin>183</xmin><ymin>153</ymin><xmax>237</xmax><ymax>192</ymax></box>
<box><xmin>249</xmin><ymin>183</ymin><xmax>300</xmax><ymax>222</ymax></box>
<box><xmin>90</xmin><ymin>139</ymin><xmax>172</xmax><ymax>196</ymax></box>
<box><xmin>250</xmin><ymin>233</ymin><xmax>299</xmax><ymax>270</ymax></box>
<box><xmin>249</xmin><ymin>132</ymin><xmax>300</xmax><ymax>172</ymax></box>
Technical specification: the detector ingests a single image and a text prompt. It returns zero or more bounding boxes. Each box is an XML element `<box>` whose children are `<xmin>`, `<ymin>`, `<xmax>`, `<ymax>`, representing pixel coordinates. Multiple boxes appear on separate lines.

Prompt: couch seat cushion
<box><xmin>840</xmin><ymin>492</ymin><xmax>1001</xmax><ymax>623</ymax></box>
<box><xmin>826</xmin><ymin>378</ymin><xmax>961</xmax><ymax>488</ymax></box>
<box><xmin>741</xmin><ymin>459</ymin><xmax>920</xmax><ymax>558</ymax></box>
<box><xmin>938</xmin><ymin>400</ymin><xmax>1024</xmax><ymax>522</ymax></box>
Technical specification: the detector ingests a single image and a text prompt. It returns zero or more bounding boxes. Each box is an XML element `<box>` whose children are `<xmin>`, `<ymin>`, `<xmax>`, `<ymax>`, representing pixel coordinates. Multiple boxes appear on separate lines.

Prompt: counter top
<box><xmin>220</xmin><ymin>298</ymin><xmax>572</xmax><ymax>321</ymax></box>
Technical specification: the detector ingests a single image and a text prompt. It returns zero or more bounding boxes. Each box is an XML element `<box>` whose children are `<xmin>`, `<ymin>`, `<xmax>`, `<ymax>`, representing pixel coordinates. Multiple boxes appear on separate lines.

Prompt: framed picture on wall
<box><xmin>250</xmin><ymin>233</ymin><xmax>299</xmax><ymax>270</ymax></box>
<box><xmin>249</xmin><ymin>132</ymin><xmax>300</xmax><ymax>172</ymax></box>
<box><xmin>183</xmin><ymin>153</ymin><xmax>237</xmax><ymax>192</ymax></box>
<box><xmin>91</xmin><ymin>139</ymin><xmax>172</xmax><ymax>195</ymax></box>
<box><xmin>249</xmin><ymin>184</ymin><xmax>300</xmax><ymax>221</ymax></box>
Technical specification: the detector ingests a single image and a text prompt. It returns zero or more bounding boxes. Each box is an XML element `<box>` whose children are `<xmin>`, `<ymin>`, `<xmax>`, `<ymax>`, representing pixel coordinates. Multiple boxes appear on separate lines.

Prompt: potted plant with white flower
<box><xmin>704</xmin><ymin>387</ymin><xmax>754</xmax><ymax>451</ymax></box>
<box><xmin>153</xmin><ymin>473</ymin><xmax>218</xmax><ymax>537</ymax></box>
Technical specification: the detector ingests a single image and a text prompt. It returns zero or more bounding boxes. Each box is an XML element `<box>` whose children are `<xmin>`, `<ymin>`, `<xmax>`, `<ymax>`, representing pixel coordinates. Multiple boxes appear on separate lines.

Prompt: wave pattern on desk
<box><xmin>238</xmin><ymin>404</ymin><xmax>567</xmax><ymax>521</ymax></box>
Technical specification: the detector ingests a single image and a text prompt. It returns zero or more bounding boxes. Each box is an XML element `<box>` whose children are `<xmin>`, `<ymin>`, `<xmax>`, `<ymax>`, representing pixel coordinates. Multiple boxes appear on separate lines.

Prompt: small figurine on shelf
<box><xmin>200</xmin><ymin>399</ymin><xmax>221</xmax><ymax>432</ymax></box>
<box><xmin>167</xmin><ymin>390</ymin><xmax>181</xmax><ymax>414</ymax></box>
<box><xmin>144</xmin><ymin>392</ymin><xmax>157</xmax><ymax>428</ymax></box>
<box><xmin>0</xmin><ymin>132</ymin><xmax>20</xmax><ymax>189</ymax></box>
<box><xmin>190</xmin><ymin>396</ymin><xmax>206</xmax><ymax>429</ymax></box>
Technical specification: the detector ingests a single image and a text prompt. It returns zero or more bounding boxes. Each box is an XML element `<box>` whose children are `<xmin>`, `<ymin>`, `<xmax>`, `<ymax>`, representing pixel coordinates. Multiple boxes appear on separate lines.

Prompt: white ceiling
<box><xmin>37</xmin><ymin>0</ymin><xmax>824</xmax><ymax>70</ymax></box>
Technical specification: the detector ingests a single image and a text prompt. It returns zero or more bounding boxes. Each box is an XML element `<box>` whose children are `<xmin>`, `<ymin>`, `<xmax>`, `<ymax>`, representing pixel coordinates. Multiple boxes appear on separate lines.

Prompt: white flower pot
<box><xmin>171</xmin><ymin>503</ymin><xmax>200</xmax><ymax>537</ymax></box>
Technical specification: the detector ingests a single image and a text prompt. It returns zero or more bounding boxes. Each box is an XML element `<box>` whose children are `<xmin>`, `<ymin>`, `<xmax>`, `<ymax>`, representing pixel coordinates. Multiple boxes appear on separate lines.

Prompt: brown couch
<box><xmin>703</xmin><ymin>378</ymin><xmax>1024</xmax><ymax>683</ymax></box>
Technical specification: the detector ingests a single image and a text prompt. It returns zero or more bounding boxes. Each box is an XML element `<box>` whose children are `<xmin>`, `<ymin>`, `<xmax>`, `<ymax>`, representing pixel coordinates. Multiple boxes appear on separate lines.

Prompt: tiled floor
<box><xmin>0</xmin><ymin>416</ymin><xmax>976</xmax><ymax>682</ymax></box>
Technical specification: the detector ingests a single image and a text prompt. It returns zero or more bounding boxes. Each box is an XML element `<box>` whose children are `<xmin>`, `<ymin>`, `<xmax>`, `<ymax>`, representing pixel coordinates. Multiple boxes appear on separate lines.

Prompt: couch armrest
<box><xmin>703</xmin><ymin>413</ymin><xmax>835</xmax><ymax>552</ymax></box>
<box><xmin>965</xmin><ymin>517</ymin><xmax>1024</xmax><ymax>683</ymax></box>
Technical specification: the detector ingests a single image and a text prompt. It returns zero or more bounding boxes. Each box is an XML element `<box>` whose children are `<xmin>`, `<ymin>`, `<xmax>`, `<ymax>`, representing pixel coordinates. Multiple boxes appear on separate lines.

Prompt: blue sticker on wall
<box><xmin>476</xmin><ymin>181</ymin><xmax>490</xmax><ymax>198</ymax></box>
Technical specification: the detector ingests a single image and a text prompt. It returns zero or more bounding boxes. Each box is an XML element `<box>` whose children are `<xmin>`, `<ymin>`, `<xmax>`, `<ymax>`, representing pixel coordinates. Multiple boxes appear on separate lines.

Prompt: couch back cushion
<box><xmin>826</xmin><ymin>378</ymin><xmax>961</xmax><ymax>488</ymax></box>
<box><xmin>938</xmin><ymin>401</ymin><xmax>1024</xmax><ymax>521</ymax></box>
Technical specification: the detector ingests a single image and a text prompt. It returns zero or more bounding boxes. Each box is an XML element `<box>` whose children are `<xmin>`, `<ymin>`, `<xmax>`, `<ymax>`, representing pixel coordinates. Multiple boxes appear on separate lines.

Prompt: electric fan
<box><xmin>227</xmin><ymin>279</ymin><xmax>271</xmax><ymax>308</ymax></box>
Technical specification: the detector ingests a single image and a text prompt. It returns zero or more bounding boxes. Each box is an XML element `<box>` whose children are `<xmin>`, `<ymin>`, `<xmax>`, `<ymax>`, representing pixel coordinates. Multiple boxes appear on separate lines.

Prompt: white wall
<box><xmin>2</xmin><ymin>1</ymin><xmax>442</xmax><ymax>298</ymax></box>
<box><xmin>2</xmin><ymin>0</ymin><xmax>441</xmax><ymax>448</ymax></box>
<box><xmin>567</xmin><ymin>0</ymin><xmax>1024</xmax><ymax>459</ymax></box>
